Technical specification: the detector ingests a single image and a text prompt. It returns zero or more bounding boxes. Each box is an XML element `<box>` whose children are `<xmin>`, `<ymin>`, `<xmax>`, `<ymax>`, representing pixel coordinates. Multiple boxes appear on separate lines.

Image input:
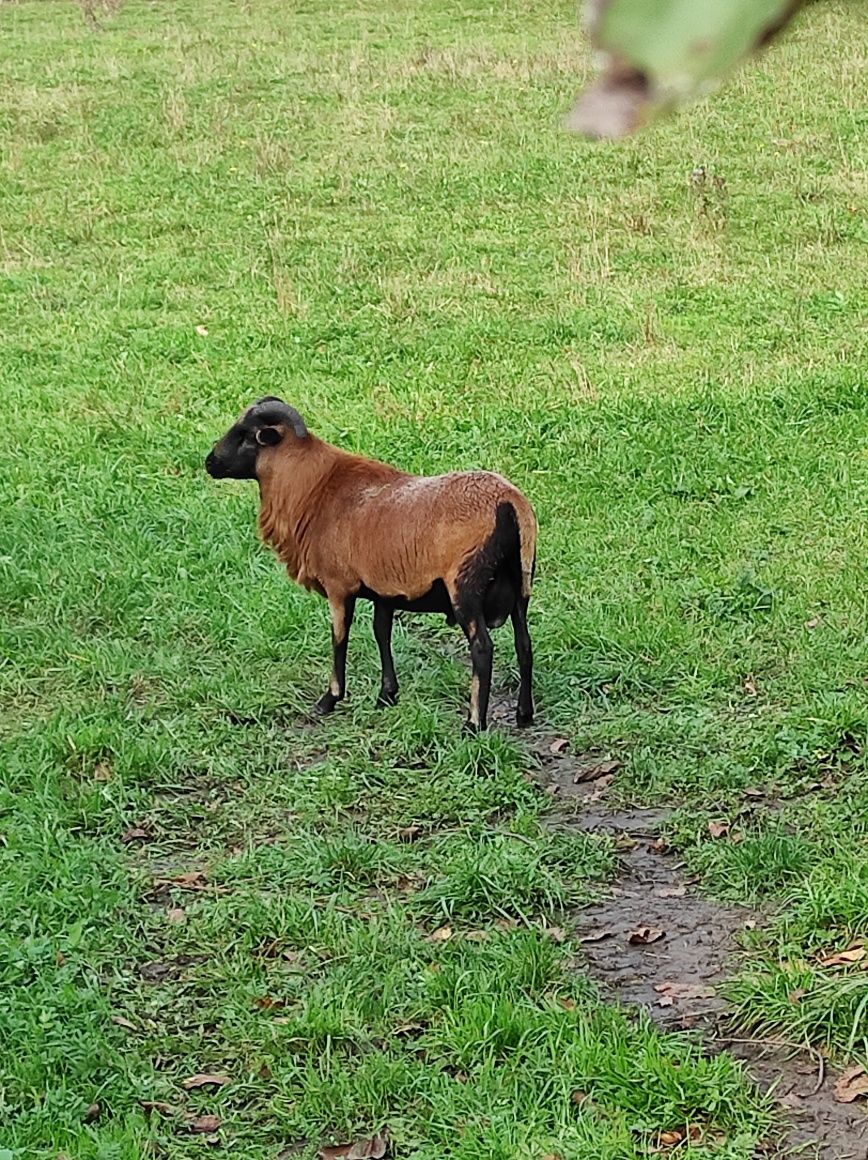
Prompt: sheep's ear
<box><xmin>255</xmin><ymin>426</ymin><xmax>282</xmax><ymax>447</ymax></box>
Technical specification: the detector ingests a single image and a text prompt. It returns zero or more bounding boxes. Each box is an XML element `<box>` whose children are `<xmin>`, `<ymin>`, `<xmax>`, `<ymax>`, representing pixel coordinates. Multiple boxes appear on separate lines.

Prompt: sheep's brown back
<box><xmin>313</xmin><ymin>470</ymin><xmax>534</xmax><ymax>601</ymax></box>
<box><xmin>257</xmin><ymin>437</ymin><xmax>536</xmax><ymax>604</ymax></box>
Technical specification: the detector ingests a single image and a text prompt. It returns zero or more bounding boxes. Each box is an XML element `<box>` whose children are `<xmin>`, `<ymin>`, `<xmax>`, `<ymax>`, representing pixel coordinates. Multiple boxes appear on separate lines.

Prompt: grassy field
<box><xmin>2</xmin><ymin>0</ymin><xmax>867</xmax><ymax>1156</ymax></box>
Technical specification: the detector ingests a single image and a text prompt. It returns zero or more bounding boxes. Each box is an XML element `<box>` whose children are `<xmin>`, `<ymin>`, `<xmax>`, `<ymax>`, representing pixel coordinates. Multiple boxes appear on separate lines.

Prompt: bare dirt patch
<box><xmin>524</xmin><ymin>724</ymin><xmax>868</xmax><ymax>1160</ymax></box>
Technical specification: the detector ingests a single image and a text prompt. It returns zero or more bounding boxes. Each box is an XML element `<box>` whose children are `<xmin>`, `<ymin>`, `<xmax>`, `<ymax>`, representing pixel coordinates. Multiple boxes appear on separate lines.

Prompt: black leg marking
<box><xmin>511</xmin><ymin>596</ymin><xmax>533</xmax><ymax>727</ymax></box>
<box><xmin>315</xmin><ymin>595</ymin><xmax>355</xmax><ymax>715</ymax></box>
<box><xmin>456</xmin><ymin>613</ymin><xmax>493</xmax><ymax>732</ymax></box>
<box><xmin>373</xmin><ymin>601</ymin><xmax>398</xmax><ymax>708</ymax></box>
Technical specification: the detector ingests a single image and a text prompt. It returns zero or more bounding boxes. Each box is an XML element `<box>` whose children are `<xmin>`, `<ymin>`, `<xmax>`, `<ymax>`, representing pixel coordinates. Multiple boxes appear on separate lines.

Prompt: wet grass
<box><xmin>1</xmin><ymin>0</ymin><xmax>867</xmax><ymax>1154</ymax></box>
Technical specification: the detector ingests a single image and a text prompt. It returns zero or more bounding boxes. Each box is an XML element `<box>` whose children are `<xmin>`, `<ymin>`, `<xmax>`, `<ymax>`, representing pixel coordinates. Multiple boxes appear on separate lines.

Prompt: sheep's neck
<box><xmin>257</xmin><ymin>443</ymin><xmax>332</xmax><ymax>588</ymax></box>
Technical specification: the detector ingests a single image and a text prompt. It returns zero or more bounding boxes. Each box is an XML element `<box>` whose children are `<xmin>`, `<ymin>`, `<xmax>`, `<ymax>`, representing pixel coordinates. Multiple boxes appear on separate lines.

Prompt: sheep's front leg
<box><xmin>315</xmin><ymin>594</ymin><xmax>356</xmax><ymax>715</ymax></box>
<box><xmin>372</xmin><ymin>601</ymin><xmax>399</xmax><ymax>708</ymax></box>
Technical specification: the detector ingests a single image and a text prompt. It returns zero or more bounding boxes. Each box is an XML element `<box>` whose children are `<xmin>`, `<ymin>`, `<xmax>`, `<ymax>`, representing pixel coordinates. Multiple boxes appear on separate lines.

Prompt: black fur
<box><xmin>315</xmin><ymin>595</ymin><xmax>356</xmax><ymax>715</ymax></box>
<box><xmin>205</xmin><ymin>397</ymin><xmax>306</xmax><ymax>480</ymax></box>
<box><xmin>455</xmin><ymin>501</ymin><xmax>522</xmax><ymax>628</ymax></box>
<box><xmin>357</xmin><ymin>580</ymin><xmax>455</xmax><ymax>622</ymax></box>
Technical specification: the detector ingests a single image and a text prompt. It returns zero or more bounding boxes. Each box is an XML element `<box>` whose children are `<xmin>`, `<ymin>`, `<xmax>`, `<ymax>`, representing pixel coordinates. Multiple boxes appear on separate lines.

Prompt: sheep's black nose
<box><xmin>205</xmin><ymin>450</ymin><xmax>220</xmax><ymax>477</ymax></box>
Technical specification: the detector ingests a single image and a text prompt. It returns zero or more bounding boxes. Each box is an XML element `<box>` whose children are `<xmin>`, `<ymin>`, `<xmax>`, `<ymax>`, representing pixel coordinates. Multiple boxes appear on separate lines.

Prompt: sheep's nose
<box><xmin>205</xmin><ymin>450</ymin><xmax>220</xmax><ymax>477</ymax></box>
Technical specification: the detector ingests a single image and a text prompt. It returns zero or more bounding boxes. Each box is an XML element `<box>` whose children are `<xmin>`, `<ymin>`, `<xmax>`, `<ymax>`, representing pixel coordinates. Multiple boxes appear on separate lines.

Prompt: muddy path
<box><xmin>516</xmin><ymin>713</ymin><xmax>868</xmax><ymax>1160</ymax></box>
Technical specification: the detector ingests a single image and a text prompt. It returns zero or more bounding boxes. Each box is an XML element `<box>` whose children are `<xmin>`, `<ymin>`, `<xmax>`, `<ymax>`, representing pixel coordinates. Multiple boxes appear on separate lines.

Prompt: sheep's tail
<box><xmin>513</xmin><ymin>497</ymin><xmax>537</xmax><ymax>599</ymax></box>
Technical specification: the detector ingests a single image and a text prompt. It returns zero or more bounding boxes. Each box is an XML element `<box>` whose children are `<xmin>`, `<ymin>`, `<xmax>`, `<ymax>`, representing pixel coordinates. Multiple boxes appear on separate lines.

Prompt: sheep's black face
<box><xmin>206</xmin><ymin>397</ymin><xmax>305</xmax><ymax>481</ymax></box>
<box><xmin>205</xmin><ymin>414</ymin><xmax>282</xmax><ymax>481</ymax></box>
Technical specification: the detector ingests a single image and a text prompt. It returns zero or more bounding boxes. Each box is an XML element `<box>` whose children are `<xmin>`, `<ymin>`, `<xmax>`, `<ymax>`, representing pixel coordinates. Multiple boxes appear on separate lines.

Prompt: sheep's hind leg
<box><xmin>372</xmin><ymin>601</ymin><xmax>399</xmax><ymax>708</ymax></box>
<box><xmin>315</xmin><ymin>594</ymin><xmax>356</xmax><ymax>715</ymax></box>
<box><xmin>511</xmin><ymin>595</ymin><xmax>534</xmax><ymax>727</ymax></box>
<box><xmin>456</xmin><ymin>610</ymin><xmax>493</xmax><ymax>733</ymax></box>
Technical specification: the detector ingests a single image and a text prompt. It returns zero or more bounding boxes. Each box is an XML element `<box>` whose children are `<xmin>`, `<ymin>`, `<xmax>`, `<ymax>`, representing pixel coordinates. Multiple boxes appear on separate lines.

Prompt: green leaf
<box><xmin>569</xmin><ymin>0</ymin><xmax>805</xmax><ymax>138</ymax></box>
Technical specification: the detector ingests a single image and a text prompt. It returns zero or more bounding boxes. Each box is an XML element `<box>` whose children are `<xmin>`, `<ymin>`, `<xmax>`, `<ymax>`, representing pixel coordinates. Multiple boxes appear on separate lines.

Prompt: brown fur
<box><xmin>257</xmin><ymin>434</ymin><xmax>537</xmax><ymax>610</ymax></box>
<box><xmin>207</xmin><ymin>401</ymin><xmax>537</xmax><ymax>729</ymax></box>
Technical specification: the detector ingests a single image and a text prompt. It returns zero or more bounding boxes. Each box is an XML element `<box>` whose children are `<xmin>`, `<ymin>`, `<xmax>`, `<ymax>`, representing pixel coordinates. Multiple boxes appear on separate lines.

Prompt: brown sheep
<box><xmin>205</xmin><ymin>397</ymin><xmax>537</xmax><ymax>732</ymax></box>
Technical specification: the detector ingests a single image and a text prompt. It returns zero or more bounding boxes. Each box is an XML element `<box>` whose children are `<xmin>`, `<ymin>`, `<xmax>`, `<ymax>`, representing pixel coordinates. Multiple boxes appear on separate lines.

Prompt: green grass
<box><xmin>1</xmin><ymin>0</ymin><xmax>867</xmax><ymax>1154</ymax></box>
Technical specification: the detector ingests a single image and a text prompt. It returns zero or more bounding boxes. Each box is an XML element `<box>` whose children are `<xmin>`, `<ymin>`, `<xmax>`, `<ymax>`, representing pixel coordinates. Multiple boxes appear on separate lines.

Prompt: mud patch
<box><xmin>522</xmin><ymin>724</ymin><xmax>868</xmax><ymax>1159</ymax></box>
<box><xmin>562</xmin><ymin>804</ymin><xmax>740</xmax><ymax>1031</ymax></box>
<box><xmin>722</xmin><ymin>1039</ymin><xmax>868</xmax><ymax>1159</ymax></box>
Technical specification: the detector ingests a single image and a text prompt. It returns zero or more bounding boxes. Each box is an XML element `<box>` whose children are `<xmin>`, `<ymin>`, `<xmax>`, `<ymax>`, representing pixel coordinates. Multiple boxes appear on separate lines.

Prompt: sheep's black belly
<box><xmin>356</xmin><ymin>580</ymin><xmax>454</xmax><ymax>620</ymax></box>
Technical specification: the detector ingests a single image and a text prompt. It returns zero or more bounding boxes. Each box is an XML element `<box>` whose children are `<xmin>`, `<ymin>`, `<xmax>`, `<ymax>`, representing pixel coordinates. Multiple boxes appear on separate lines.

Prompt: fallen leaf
<box><xmin>558</xmin><ymin>996</ymin><xmax>577</xmax><ymax>1011</ymax></box>
<box><xmin>172</xmin><ymin>870</ymin><xmax>209</xmax><ymax>890</ymax></box>
<box><xmin>657</xmin><ymin>995</ymin><xmax>675</xmax><ymax>1008</ymax></box>
<box><xmin>253</xmin><ymin>996</ymin><xmax>287</xmax><ymax>1010</ymax></box>
<box><xmin>595</xmin><ymin>758</ymin><xmax>622</xmax><ymax>775</ymax></box>
<box><xmin>820</xmin><ymin>944</ymin><xmax>866</xmax><ymax>968</ymax></box>
<box><xmin>93</xmin><ymin>761</ymin><xmax>112</xmax><ymax>782</ymax></box>
<box><xmin>139</xmin><ymin>1100</ymin><xmax>178</xmax><ymax>1118</ymax></box>
<box><xmin>428</xmin><ymin>925</ymin><xmax>453</xmax><ymax>943</ymax></box>
<box><xmin>549</xmin><ymin>737</ymin><xmax>569</xmax><ymax>755</ymax></box>
<box><xmin>707</xmin><ymin>821</ymin><xmax>730</xmax><ymax>840</ymax></box>
<box><xmin>319</xmin><ymin>1132</ymin><xmax>389</xmax><ymax>1159</ymax></box>
<box><xmin>654</xmin><ymin>982</ymin><xmax>716</xmax><ymax>1003</ymax></box>
<box><xmin>181</xmin><ymin>1073</ymin><xmax>231</xmax><ymax>1090</ymax></box>
<box><xmin>658</xmin><ymin>1129</ymin><xmax>684</xmax><ymax>1147</ymax></box>
<box><xmin>778</xmin><ymin>1090</ymin><xmax>805</xmax><ymax>1110</ymax></box>
<box><xmin>743</xmin><ymin>675</ymin><xmax>758</xmax><ymax>695</ymax></box>
<box><xmin>189</xmin><ymin>1114</ymin><xmax>221</xmax><ymax>1133</ymax></box>
<box><xmin>574</xmin><ymin>757</ymin><xmax>623</xmax><ymax>783</ymax></box>
<box><xmin>788</xmin><ymin>988</ymin><xmax>806</xmax><ymax>1004</ymax></box>
<box><xmin>628</xmin><ymin>926</ymin><xmax>665</xmax><ymax>945</ymax></box>
<box><xmin>195</xmin><ymin>324</ymin><xmax>209</xmax><ymax>337</ymax></box>
<box><xmin>397</xmin><ymin>825</ymin><xmax>423</xmax><ymax>843</ymax></box>
<box><xmin>121</xmin><ymin>826</ymin><xmax>150</xmax><ymax>844</ymax></box>
<box><xmin>166</xmin><ymin>907</ymin><xmax>186</xmax><ymax>924</ymax></box>
<box><xmin>648</xmin><ymin>838</ymin><xmax>670</xmax><ymax>854</ymax></box>
<box><xmin>656</xmin><ymin>886</ymin><xmax>687</xmax><ymax>899</ymax></box>
<box><xmin>580</xmin><ymin>928</ymin><xmax>615</xmax><ymax>943</ymax></box>
<box><xmin>544</xmin><ymin>926</ymin><xmax>567</xmax><ymax>943</ymax></box>
<box><xmin>834</xmin><ymin>1065</ymin><xmax>868</xmax><ymax>1104</ymax></box>
<box><xmin>589</xmin><ymin>773</ymin><xmax>615</xmax><ymax>799</ymax></box>
<box><xmin>84</xmin><ymin>1103</ymin><xmax>101</xmax><ymax>1124</ymax></box>
<box><xmin>111</xmin><ymin>1015</ymin><xmax>138</xmax><ymax>1031</ymax></box>
<box><xmin>464</xmin><ymin>930</ymin><xmax>489</xmax><ymax>943</ymax></box>
<box><xmin>805</xmin><ymin>615</ymin><xmax>820</xmax><ymax>630</ymax></box>
<box><xmin>743</xmin><ymin>787</ymin><xmax>765</xmax><ymax>798</ymax></box>
<box><xmin>570</xmin><ymin>1090</ymin><xmax>587</xmax><ymax>1104</ymax></box>
<box><xmin>392</xmin><ymin>1021</ymin><xmax>425</xmax><ymax>1037</ymax></box>
<box><xmin>56</xmin><ymin>951</ymin><xmax>66</xmax><ymax>967</ymax></box>
<box><xmin>140</xmin><ymin>959</ymin><xmax>174</xmax><ymax>981</ymax></box>
<box><xmin>495</xmin><ymin>917</ymin><xmax>519</xmax><ymax>932</ymax></box>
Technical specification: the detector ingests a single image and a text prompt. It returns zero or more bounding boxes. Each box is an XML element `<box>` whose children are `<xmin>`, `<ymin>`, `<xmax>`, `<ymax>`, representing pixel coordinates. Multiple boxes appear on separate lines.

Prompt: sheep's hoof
<box><xmin>375</xmin><ymin>689</ymin><xmax>398</xmax><ymax>709</ymax></box>
<box><xmin>314</xmin><ymin>692</ymin><xmax>340</xmax><ymax>716</ymax></box>
<box><xmin>462</xmin><ymin>719</ymin><xmax>484</xmax><ymax>736</ymax></box>
<box><xmin>516</xmin><ymin>708</ymin><xmax>534</xmax><ymax>728</ymax></box>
